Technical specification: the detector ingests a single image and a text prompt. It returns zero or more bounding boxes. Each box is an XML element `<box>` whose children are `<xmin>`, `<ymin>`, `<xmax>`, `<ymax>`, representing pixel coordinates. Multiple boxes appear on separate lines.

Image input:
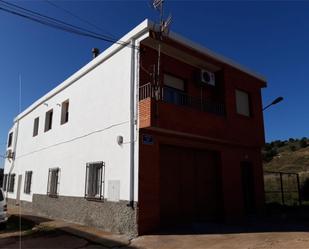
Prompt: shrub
<box><xmin>262</xmin><ymin>148</ymin><xmax>278</xmax><ymax>162</ymax></box>
<box><xmin>299</xmin><ymin>138</ymin><xmax>308</xmax><ymax>148</ymax></box>
<box><xmin>289</xmin><ymin>145</ymin><xmax>297</xmax><ymax>151</ymax></box>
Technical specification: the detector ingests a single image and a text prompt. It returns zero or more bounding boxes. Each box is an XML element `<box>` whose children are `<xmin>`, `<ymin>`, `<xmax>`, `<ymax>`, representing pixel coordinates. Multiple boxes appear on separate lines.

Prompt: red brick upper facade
<box><xmin>139</xmin><ymin>37</ymin><xmax>266</xmax><ymax>148</ymax></box>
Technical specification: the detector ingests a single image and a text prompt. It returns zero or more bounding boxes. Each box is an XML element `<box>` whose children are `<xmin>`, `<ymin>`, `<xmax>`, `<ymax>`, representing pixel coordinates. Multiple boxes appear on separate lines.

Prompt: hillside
<box><xmin>263</xmin><ymin>138</ymin><xmax>309</xmax><ymax>173</ymax></box>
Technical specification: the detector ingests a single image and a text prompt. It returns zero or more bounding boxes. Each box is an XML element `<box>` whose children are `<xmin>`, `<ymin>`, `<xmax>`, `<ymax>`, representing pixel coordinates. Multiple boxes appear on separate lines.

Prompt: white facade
<box><xmin>3</xmin><ymin>20</ymin><xmax>150</xmax><ymax>205</ymax></box>
<box><xmin>3</xmin><ymin>18</ymin><xmax>266</xmax><ymax>207</ymax></box>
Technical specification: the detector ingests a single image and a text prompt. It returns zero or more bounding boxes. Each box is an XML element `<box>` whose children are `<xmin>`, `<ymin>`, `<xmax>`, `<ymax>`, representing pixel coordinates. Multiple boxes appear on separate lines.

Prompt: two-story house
<box><xmin>2</xmin><ymin>19</ymin><xmax>266</xmax><ymax>236</ymax></box>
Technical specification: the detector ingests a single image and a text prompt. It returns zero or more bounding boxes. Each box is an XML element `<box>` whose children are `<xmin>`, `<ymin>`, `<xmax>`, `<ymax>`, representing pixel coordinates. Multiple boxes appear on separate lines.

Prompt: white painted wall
<box><xmin>3</xmin><ymin>42</ymin><xmax>139</xmax><ymax>203</ymax></box>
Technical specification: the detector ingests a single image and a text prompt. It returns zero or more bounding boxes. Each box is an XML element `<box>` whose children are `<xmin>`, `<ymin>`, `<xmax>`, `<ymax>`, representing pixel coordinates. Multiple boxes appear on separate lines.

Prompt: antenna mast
<box><xmin>152</xmin><ymin>0</ymin><xmax>172</xmax><ymax>93</ymax></box>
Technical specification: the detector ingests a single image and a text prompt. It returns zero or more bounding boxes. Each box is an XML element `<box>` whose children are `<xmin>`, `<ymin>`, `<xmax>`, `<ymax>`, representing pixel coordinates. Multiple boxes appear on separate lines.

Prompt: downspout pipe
<box><xmin>128</xmin><ymin>38</ymin><xmax>136</xmax><ymax>208</ymax></box>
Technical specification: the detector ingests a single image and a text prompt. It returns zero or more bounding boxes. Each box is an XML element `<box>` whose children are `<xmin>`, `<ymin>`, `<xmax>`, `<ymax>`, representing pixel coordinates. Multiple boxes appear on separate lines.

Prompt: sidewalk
<box><xmin>7</xmin><ymin>206</ymin><xmax>309</xmax><ymax>249</ymax></box>
<box><xmin>8</xmin><ymin>206</ymin><xmax>132</xmax><ymax>248</ymax></box>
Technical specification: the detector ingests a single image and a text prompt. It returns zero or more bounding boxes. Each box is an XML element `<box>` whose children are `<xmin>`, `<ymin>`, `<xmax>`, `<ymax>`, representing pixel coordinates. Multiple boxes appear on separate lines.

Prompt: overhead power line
<box><xmin>45</xmin><ymin>0</ymin><xmax>116</xmax><ymax>39</ymax></box>
<box><xmin>0</xmin><ymin>0</ymin><xmax>138</xmax><ymax>49</ymax></box>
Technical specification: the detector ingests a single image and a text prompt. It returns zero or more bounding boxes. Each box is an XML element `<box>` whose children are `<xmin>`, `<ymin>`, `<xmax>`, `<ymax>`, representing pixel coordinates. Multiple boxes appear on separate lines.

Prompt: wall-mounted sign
<box><xmin>142</xmin><ymin>134</ymin><xmax>154</xmax><ymax>145</ymax></box>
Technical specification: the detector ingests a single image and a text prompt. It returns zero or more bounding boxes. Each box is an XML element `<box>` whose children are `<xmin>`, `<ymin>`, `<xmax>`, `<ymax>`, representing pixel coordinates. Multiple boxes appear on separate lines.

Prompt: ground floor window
<box><xmin>47</xmin><ymin>168</ymin><xmax>60</xmax><ymax>197</ymax></box>
<box><xmin>85</xmin><ymin>162</ymin><xmax>105</xmax><ymax>200</ymax></box>
<box><xmin>24</xmin><ymin>171</ymin><xmax>33</xmax><ymax>194</ymax></box>
<box><xmin>2</xmin><ymin>174</ymin><xmax>8</xmax><ymax>191</ymax></box>
<box><xmin>8</xmin><ymin>174</ymin><xmax>15</xmax><ymax>193</ymax></box>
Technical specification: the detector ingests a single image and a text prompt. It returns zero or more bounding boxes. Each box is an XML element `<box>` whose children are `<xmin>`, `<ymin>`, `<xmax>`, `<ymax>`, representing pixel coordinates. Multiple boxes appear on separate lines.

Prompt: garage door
<box><xmin>160</xmin><ymin>145</ymin><xmax>221</xmax><ymax>226</ymax></box>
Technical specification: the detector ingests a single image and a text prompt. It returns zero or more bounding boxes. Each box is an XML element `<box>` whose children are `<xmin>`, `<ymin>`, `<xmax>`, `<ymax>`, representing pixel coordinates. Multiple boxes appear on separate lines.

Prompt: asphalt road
<box><xmin>0</xmin><ymin>229</ymin><xmax>109</xmax><ymax>249</ymax></box>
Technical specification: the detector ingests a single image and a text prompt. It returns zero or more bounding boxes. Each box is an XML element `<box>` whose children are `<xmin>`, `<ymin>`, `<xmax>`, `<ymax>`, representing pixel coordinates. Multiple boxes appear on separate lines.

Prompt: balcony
<box><xmin>139</xmin><ymin>83</ymin><xmax>226</xmax><ymax>116</ymax></box>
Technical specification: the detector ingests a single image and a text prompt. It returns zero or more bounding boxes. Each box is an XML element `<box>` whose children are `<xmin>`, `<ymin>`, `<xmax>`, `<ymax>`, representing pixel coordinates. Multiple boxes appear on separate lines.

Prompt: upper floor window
<box><xmin>235</xmin><ymin>89</ymin><xmax>251</xmax><ymax>117</ymax></box>
<box><xmin>61</xmin><ymin>100</ymin><xmax>69</xmax><ymax>125</ymax></box>
<box><xmin>163</xmin><ymin>74</ymin><xmax>185</xmax><ymax>105</ymax></box>
<box><xmin>44</xmin><ymin>109</ymin><xmax>53</xmax><ymax>132</ymax></box>
<box><xmin>7</xmin><ymin>132</ymin><xmax>13</xmax><ymax>148</ymax></box>
<box><xmin>33</xmin><ymin>117</ymin><xmax>39</xmax><ymax>137</ymax></box>
<box><xmin>163</xmin><ymin>74</ymin><xmax>185</xmax><ymax>91</ymax></box>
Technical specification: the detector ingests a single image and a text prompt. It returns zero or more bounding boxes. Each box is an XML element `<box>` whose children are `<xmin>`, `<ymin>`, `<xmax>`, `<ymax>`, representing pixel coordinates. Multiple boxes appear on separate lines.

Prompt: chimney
<box><xmin>92</xmin><ymin>48</ymin><xmax>100</xmax><ymax>58</ymax></box>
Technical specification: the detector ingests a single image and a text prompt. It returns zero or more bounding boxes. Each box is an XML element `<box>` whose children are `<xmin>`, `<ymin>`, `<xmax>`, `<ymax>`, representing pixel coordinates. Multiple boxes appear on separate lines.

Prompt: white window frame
<box><xmin>235</xmin><ymin>89</ymin><xmax>251</xmax><ymax>117</ymax></box>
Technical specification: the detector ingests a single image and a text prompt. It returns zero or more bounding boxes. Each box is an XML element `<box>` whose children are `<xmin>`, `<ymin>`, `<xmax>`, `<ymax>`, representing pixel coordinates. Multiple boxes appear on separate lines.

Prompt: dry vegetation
<box><xmin>263</xmin><ymin>138</ymin><xmax>309</xmax><ymax>174</ymax></box>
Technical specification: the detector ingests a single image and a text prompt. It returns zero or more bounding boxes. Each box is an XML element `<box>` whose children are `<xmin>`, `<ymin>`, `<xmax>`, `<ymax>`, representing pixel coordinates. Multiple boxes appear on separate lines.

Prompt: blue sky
<box><xmin>0</xmin><ymin>1</ymin><xmax>309</xmax><ymax>166</ymax></box>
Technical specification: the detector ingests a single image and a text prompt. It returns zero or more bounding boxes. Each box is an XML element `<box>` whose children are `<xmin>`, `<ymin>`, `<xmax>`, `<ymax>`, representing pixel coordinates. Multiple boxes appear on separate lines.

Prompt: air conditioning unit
<box><xmin>6</xmin><ymin>149</ymin><xmax>14</xmax><ymax>159</ymax></box>
<box><xmin>200</xmin><ymin>69</ymin><xmax>215</xmax><ymax>86</ymax></box>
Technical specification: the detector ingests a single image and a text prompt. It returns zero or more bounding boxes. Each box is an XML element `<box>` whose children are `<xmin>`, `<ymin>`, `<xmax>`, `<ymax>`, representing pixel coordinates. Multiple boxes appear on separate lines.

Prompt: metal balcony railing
<box><xmin>139</xmin><ymin>83</ymin><xmax>226</xmax><ymax>116</ymax></box>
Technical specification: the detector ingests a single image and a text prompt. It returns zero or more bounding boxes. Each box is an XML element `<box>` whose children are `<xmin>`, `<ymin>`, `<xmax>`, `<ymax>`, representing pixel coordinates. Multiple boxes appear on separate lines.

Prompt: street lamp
<box><xmin>263</xmin><ymin>97</ymin><xmax>283</xmax><ymax>111</ymax></box>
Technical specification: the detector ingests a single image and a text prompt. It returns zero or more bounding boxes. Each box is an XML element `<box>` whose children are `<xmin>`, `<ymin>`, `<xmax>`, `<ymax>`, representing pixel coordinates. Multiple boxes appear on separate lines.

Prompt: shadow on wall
<box><xmin>151</xmin><ymin>205</ymin><xmax>309</xmax><ymax>236</ymax></box>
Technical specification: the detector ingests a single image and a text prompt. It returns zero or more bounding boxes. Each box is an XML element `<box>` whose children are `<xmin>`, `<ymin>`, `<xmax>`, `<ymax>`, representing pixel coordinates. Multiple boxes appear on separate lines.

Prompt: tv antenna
<box><xmin>151</xmin><ymin>0</ymin><xmax>172</xmax><ymax>93</ymax></box>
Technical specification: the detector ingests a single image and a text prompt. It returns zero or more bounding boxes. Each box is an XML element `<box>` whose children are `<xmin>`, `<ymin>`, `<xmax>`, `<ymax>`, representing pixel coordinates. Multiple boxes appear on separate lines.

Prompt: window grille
<box><xmin>24</xmin><ymin>171</ymin><xmax>33</xmax><ymax>194</ymax></box>
<box><xmin>3</xmin><ymin>174</ymin><xmax>8</xmax><ymax>191</ymax></box>
<box><xmin>47</xmin><ymin>168</ymin><xmax>60</xmax><ymax>197</ymax></box>
<box><xmin>85</xmin><ymin>162</ymin><xmax>105</xmax><ymax>200</ymax></box>
<box><xmin>8</xmin><ymin>174</ymin><xmax>15</xmax><ymax>193</ymax></box>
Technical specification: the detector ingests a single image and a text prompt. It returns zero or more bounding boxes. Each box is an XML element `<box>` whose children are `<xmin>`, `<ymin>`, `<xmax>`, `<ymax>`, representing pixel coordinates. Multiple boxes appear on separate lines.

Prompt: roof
<box><xmin>14</xmin><ymin>19</ymin><xmax>266</xmax><ymax>122</ymax></box>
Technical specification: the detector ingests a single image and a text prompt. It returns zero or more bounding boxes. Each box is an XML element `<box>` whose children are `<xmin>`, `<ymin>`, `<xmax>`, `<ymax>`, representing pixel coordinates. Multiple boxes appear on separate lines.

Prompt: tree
<box><xmin>262</xmin><ymin>148</ymin><xmax>278</xmax><ymax>162</ymax></box>
<box><xmin>299</xmin><ymin>138</ymin><xmax>308</xmax><ymax>148</ymax></box>
<box><xmin>289</xmin><ymin>145</ymin><xmax>297</xmax><ymax>151</ymax></box>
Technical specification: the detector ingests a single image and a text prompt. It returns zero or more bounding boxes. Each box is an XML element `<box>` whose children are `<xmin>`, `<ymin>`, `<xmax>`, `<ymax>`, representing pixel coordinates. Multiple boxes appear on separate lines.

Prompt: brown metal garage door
<box><xmin>160</xmin><ymin>145</ymin><xmax>222</xmax><ymax>227</ymax></box>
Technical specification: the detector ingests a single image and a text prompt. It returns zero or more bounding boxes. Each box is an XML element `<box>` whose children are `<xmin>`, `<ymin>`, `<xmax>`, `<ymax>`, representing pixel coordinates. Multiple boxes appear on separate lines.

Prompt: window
<box><xmin>85</xmin><ymin>162</ymin><xmax>105</xmax><ymax>200</ymax></box>
<box><xmin>60</xmin><ymin>100</ymin><xmax>69</xmax><ymax>125</ymax></box>
<box><xmin>44</xmin><ymin>109</ymin><xmax>53</xmax><ymax>132</ymax></box>
<box><xmin>8</xmin><ymin>174</ymin><xmax>15</xmax><ymax>193</ymax></box>
<box><xmin>235</xmin><ymin>89</ymin><xmax>251</xmax><ymax>117</ymax></box>
<box><xmin>47</xmin><ymin>168</ymin><xmax>60</xmax><ymax>197</ymax></box>
<box><xmin>2</xmin><ymin>174</ymin><xmax>8</xmax><ymax>191</ymax></box>
<box><xmin>24</xmin><ymin>171</ymin><xmax>33</xmax><ymax>194</ymax></box>
<box><xmin>33</xmin><ymin>117</ymin><xmax>39</xmax><ymax>137</ymax></box>
<box><xmin>0</xmin><ymin>188</ymin><xmax>3</xmax><ymax>201</ymax></box>
<box><xmin>163</xmin><ymin>74</ymin><xmax>186</xmax><ymax>105</ymax></box>
<box><xmin>7</xmin><ymin>132</ymin><xmax>13</xmax><ymax>148</ymax></box>
<box><xmin>164</xmin><ymin>74</ymin><xmax>185</xmax><ymax>91</ymax></box>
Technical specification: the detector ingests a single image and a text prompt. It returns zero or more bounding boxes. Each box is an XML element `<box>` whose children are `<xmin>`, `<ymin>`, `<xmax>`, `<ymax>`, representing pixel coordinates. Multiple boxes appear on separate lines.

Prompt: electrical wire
<box><xmin>15</xmin><ymin>120</ymin><xmax>130</xmax><ymax>160</ymax></box>
<box><xmin>0</xmin><ymin>0</ymin><xmax>138</xmax><ymax>49</ymax></box>
<box><xmin>44</xmin><ymin>0</ymin><xmax>116</xmax><ymax>39</ymax></box>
